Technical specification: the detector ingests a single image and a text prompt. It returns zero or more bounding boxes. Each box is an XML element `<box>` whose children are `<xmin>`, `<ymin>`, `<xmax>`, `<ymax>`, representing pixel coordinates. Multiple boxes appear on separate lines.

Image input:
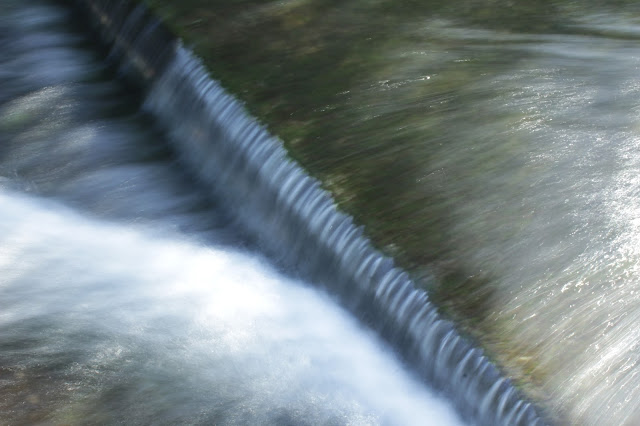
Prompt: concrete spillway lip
<box><xmin>65</xmin><ymin>1</ymin><xmax>551</xmax><ymax>424</ymax></box>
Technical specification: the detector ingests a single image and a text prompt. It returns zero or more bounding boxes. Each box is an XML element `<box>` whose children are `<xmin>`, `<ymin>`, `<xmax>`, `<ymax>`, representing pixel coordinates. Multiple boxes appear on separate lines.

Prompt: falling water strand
<box><xmin>69</xmin><ymin>1</ymin><xmax>547</xmax><ymax>424</ymax></box>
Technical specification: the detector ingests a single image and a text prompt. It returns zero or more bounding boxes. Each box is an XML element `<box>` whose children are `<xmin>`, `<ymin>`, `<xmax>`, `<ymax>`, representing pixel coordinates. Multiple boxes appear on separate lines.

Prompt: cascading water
<box><xmin>142</xmin><ymin>46</ymin><xmax>543</xmax><ymax>425</ymax></box>
<box><xmin>0</xmin><ymin>2</ymin><xmax>469</xmax><ymax>425</ymax></box>
<box><xmin>60</xmin><ymin>0</ymin><xmax>546</xmax><ymax>425</ymax></box>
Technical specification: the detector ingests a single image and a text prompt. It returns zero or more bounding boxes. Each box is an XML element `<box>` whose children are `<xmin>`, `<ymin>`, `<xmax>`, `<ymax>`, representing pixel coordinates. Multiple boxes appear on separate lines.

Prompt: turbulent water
<box><xmin>0</xmin><ymin>2</ymin><xmax>465</xmax><ymax>425</ymax></box>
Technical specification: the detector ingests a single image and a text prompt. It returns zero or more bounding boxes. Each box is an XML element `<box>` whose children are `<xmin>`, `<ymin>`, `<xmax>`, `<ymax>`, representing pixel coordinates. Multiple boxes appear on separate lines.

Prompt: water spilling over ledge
<box><xmin>62</xmin><ymin>1</ymin><xmax>549</xmax><ymax>424</ymax></box>
<box><xmin>0</xmin><ymin>2</ymin><xmax>464</xmax><ymax>423</ymax></box>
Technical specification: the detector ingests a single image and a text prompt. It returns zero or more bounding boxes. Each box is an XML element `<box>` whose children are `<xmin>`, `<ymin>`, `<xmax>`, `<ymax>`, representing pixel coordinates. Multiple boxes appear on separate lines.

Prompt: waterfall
<box><xmin>67</xmin><ymin>1</ymin><xmax>547</xmax><ymax>424</ymax></box>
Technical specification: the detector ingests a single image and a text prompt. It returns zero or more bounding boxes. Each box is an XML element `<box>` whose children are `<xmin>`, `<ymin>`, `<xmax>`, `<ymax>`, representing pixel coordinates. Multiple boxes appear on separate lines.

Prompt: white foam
<box><xmin>0</xmin><ymin>190</ymin><xmax>465</xmax><ymax>425</ymax></box>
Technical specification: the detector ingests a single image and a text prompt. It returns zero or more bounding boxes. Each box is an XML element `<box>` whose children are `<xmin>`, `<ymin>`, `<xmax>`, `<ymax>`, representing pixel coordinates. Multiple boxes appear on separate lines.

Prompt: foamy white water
<box><xmin>0</xmin><ymin>190</ymin><xmax>465</xmax><ymax>425</ymax></box>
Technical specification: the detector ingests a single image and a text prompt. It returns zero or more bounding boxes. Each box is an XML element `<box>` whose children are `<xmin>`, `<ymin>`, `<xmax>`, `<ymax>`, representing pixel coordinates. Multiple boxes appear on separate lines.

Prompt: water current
<box><xmin>5</xmin><ymin>0</ymin><xmax>640</xmax><ymax>424</ymax></box>
<box><xmin>363</xmin><ymin>13</ymin><xmax>640</xmax><ymax>425</ymax></box>
<box><xmin>0</xmin><ymin>2</ymin><xmax>466</xmax><ymax>424</ymax></box>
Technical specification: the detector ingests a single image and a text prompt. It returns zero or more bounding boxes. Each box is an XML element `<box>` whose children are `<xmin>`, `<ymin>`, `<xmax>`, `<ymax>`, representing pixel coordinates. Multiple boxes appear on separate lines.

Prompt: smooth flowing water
<box><xmin>0</xmin><ymin>2</ymin><xmax>467</xmax><ymax>424</ymax></box>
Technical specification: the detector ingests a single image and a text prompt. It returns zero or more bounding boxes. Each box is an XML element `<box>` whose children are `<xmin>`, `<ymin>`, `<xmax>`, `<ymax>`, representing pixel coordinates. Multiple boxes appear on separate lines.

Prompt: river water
<box><xmin>4</xmin><ymin>0</ymin><xmax>640</xmax><ymax>424</ymax></box>
<box><xmin>0</xmin><ymin>2</ymin><xmax>465</xmax><ymax>425</ymax></box>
